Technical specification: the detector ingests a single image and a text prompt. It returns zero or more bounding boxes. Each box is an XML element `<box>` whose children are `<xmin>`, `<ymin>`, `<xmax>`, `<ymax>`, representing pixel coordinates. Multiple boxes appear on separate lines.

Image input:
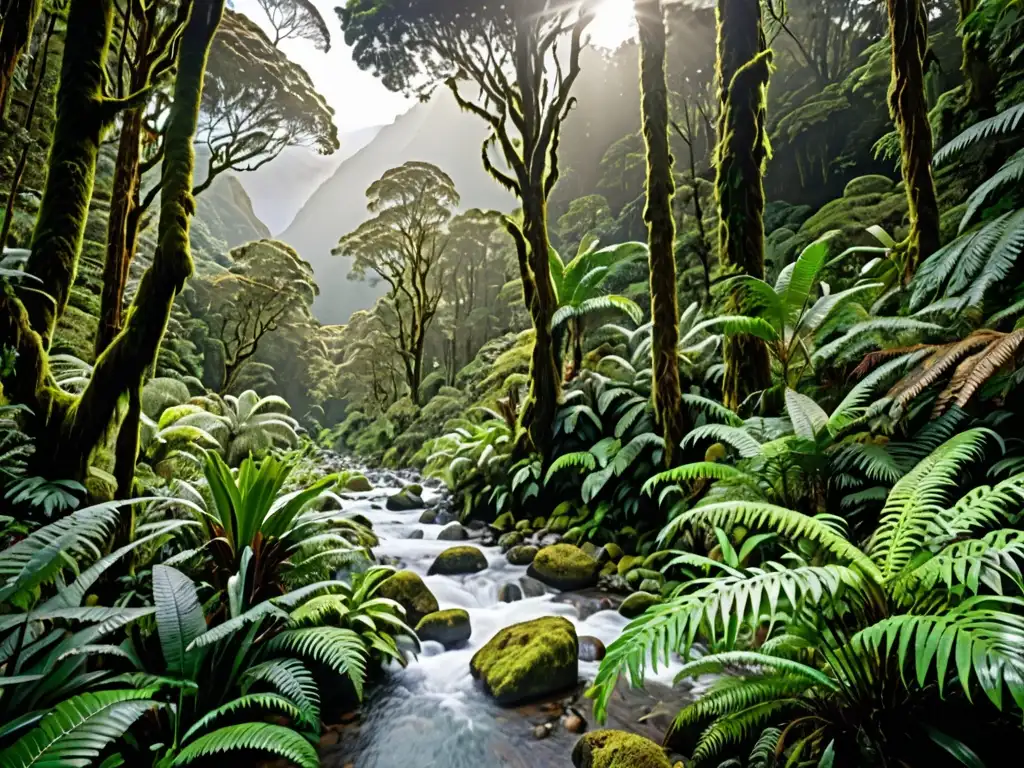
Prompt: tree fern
<box><xmin>171</xmin><ymin>722</ymin><xmax>318</xmax><ymax>768</ymax></box>
<box><xmin>749</xmin><ymin>727</ymin><xmax>782</xmax><ymax>767</ymax></box>
<box><xmin>242</xmin><ymin>658</ymin><xmax>320</xmax><ymax>727</ymax></box>
<box><xmin>959</xmin><ymin>149</ymin><xmax>1024</xmax><ymax>233</ymax></box>
<box><xmin>692</xmin><ymin>699</ymin><xmax>798</xmax><ymax>765</ymax></box>
<box><xmin>644</xmin><ymin>462</ymin><xmax>763</xmax><ymax>498</ymax></box>
<box><xmin>682</xmin><ymin>425</ymin><xmax>763</xmax><ymax>459</ymax></box>
<box><xmin>0</xmin><ymin>689</ymin><xmax>157</xmax><ymax>768</ymax></box>
<box><xmin>545</xmin><ymin>451</ymin><xmax>597</xmax><ymax>484</ymax></box>
<box><xmin>671</xmin><ymin>673</ymin><xmax>816</xmax><ymax>734</ymax></box>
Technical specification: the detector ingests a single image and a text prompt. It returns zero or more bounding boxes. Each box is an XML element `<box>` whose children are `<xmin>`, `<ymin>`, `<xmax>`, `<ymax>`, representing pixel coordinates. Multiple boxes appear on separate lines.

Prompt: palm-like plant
<box><xmin>169</xmin><ymin>451</ymin><xmax>374</xmax><ymax>603</ymax></box>
<box><xmin>194</xmin><ymin>390</ymin><xmax>301</xmax><ymax>466</ymax></box>
<box><xmin>549</xmin><ymin>237</ymin><xmax>646</xmax><ymax>378</ymax></box>
<box><xmin>703</xmin><ymin>233</ymin><xmax>886</xmax><ymax>394</ymax></box>
<box><xmin>591</xmin><ymin>428</ymin><xmax>1024</xmax><ymax>765</ymax></box>
<box><xmin>424</xmin><ymin>415</ymin><xmax>515</xmax><ymax>518</ymax></box>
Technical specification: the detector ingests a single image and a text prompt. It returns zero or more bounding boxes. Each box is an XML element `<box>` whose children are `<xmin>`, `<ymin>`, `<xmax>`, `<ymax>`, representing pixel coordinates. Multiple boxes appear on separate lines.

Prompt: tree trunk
<box><xmin>21</xmin><ymin>0</ymin><xmax>115</xmax><ymax>350</ymax></box>
<box><xmin>887</xmin><ymin>0</ymin><xmax>940</xmax><ymax>281</ymax></box>
<box><xmin>715</xmin><ymin>0</ymin><xmax>773</xmax><ymax>412</ymax></box>
<box><xmin>636</xmin><ymin>0</ymin><xmax>687</xmax><ymax>465</ymax></box>
<box><xmin>0</xmin><ymin>0</ymin><xmax>42</xmax><ymax>119</ymax></box>
<box><xmin>113</xmin><ymin>383</ymin><xmax>142</xmax><ymax>504</ymax></box>
<box><xmin>97</xmin><ymin>106</ymin><xmax>144</xmax><ymax>354</ymax></box>
<box><xmin>516</xmin><ymin>187</ymin><xmax>560</xmax><ymax>458</ymax></box>
<box><xmin>0</xmin><ymin>11</ymin><xmax>54</xmax><ymax>249</ymax></box>
<box><xmin>67</xmin><ymin>0</ymin><xmax>226</xmax><ymax>480</ymax></box>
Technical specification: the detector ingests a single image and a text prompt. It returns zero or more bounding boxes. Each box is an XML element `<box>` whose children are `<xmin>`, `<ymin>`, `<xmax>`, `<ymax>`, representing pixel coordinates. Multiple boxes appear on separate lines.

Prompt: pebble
<box><xmin>405</xmin><ymin>529</ymin><xmax>424</xmax><ymax>539</ymax></box>
<box><xmin>498</xmin><ymin>583</ymin><xmax>523</xmax><ymax>603</ymax></box>
<box><xmin>563</xmin><ymin>713</ymin><xmax>586</xmax><ymax>733</ymax></box>
<box><xmin>533</xmin><ymin>723</ymin><xmax>553</xmax><ymax>740</ymax></box>
<box><xmin>578</xmin><ymin>635</ymin><xmax>607</xmax><ymax>662</ymax></box>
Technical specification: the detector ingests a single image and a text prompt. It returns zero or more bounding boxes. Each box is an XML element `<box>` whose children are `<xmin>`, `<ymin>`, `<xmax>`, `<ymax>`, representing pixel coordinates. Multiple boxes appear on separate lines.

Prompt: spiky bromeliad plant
<box><xmin>590</xmin><ymin>428</ymin><xmax>1024</xmax><ymax>765</ymax></box>
<box><xmin>162</xmin><ymin>451</ymin><xmax>375</xmax><ymax>604</ymax></box>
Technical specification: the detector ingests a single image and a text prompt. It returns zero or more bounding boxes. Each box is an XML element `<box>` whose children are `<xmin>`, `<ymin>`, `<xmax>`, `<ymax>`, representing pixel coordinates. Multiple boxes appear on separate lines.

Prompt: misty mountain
<box><xmin>236</xmin><ymin>127</ymin><xmax>382</xmax><ymax>235</ymax></box>
<box><xmin>279</xmin><ymin>93</ymin><xmax>517</xmax><ymax>324</ymax></box>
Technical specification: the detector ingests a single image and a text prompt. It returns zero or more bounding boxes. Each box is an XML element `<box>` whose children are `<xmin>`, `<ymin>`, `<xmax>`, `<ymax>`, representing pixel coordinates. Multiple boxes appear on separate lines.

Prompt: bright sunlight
<box><xmin>587</xmin><ymin>0</ymin><xmax>638</xmax><ymax>50</ymax></box>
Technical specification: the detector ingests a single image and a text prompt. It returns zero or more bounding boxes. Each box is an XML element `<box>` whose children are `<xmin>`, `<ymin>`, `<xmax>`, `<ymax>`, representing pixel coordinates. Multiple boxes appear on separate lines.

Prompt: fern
<box><xmin>267</xmin><ymin>627</ymin><xmax>369</xmax><ymax>699</ymax></box>
<box><xmin>242</xmin><ymin>658</ymin><xmax>320</xmax><ymax>726</ymax></box>
<box><xmin>959</xmin><ymin>149</ymin><xmax>1024</xmax><ymax>233</ymax></box>
<box><xmin>171</xmin><ymin>722</ymin><xmax>318</xmax><ymax>767</ymax></box>
<box><xmin>545</xmin><ymin>451</ymin><xmax>597</xmax><ymax>484</ymax></box>
<box><xmin>933</xmin><ymin>101</ymin><xmax>1024</xmax><ymax>165</ymax></box>
<box><xmin>181</xmin><ymin>693</ymin><xmax>308</xmax><ymax>742</ymax></box>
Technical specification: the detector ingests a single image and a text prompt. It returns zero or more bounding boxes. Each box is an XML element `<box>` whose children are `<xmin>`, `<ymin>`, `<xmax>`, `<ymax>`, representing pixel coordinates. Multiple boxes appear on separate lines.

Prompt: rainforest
<box><xmin>1</xmin><ymin>0</ymin><xmax>1023</xmax><ymax>765</ymax></box>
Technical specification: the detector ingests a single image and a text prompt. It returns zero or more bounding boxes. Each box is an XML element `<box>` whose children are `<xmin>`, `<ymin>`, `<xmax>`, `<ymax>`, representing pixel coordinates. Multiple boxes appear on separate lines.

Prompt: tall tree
<box><xmin>0</xmin><ymin>0</ymin><xmax>225</xmax><ymax>483</ymax></box>
<box><xmin>715</xmin><ymin>0</ymin><xmax>773</xmax><ymax>411</ymax></box>
<box><xmin>635</xmin><ymin>0</ymin><xmax>687</xmax><ymax>465</ymax></box>
<box><xmin>192</xmin><ymin>239</ymin><xmax>318</xmax><ymax>393</ymax></box>
<box><xmin>339</xmin><ymin>0</ymin><xmax>598</xmax><ymax>457</ymax></box>
<box><xmin>333</xmin><ymin>161</ymin><xmax>458</xmax><ymax>404</ymax></box>
<box><xmin>0</xmin><ymin>0</ymin><xmax>43</xmax><ymax>118</ymax></box>
<box><xmin>886</xmin><ymin>0</ymin><xmax>940</xmax><ymax>280</ymax></box>
<box><xmin>255</xmin><ymin>0</ymin><xmax>330</xmax><ymax>49</ymax></box>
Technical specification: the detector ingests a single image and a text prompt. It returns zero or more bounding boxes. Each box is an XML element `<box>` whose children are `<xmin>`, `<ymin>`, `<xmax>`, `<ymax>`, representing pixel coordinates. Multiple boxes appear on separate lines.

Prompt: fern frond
<box><xmin>172</xmin><ymin>722</ymin><xmax>318</xmax><ymax>767</ymax></box>
<box><xmin>933</xmin><ymin>101</ymin><xmax>1024</xmax><ymax>165</ymax></box>
<box><xmin>267</xmin><ymin>627</ymin><xmax>368</xmax><ymax>699</ymax></box>
<box><xmin>242</xmin><ymin>658</ymin><xmax>320</xmax><ymax>726</ymax></box>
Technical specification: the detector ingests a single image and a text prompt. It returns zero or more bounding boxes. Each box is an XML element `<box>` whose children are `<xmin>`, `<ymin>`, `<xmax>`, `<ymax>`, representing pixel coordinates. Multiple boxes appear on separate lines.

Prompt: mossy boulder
<box><xmin>377</xmin><ymin>571</ymin><xmax>439</xmax><ymax>626</ymax></box>
<box><xmin>619</xmin><ymin>591</ymin><xmax>661</xmax><ymax>619</ymax></box>
<box><xmin>416</xmin><ymin>609</ymin><xmax>471</xmax><ymax>648</ymax></box>
<box><xmin>386</xmin><ymin>488</ymin><xmax>424</xmax><ymax>511</ymax></box>
<box><xmin>515</xmin><ymin>520</ymin><xmax>532</xmax><ymax>532</ymax></box>
<box><xmin>419</xmin><ymin>509</ymin><xmax>438</xmax><ymax>524</ymax></box>
<box><xmin>600</xmin><ymin>543</ymin><xmax>624</xmax><ymax>562</ymax></box>
<box><xmin>843</xmin><ymin>174</ymin><xmax>895</xmax><ymax>197</ymax></box>
<box><xmin>507</xmin><ymin>545</ymin><xmax>539</xmax><ymax>566</ymax></box>
<box><xmin>625</xmin><ymin>568</ymin><xmax>663</xmax><ymax>589</ymax></box>
<box><xmin>428</xmin><ymin>546</ymin><xmax>488</xmax><ymax>576</ymax></box>
<box><xmin>493</xmin><ymin>512</ymin><xmax>516</xmax><ymax>532</ymax></box>
<box><xmin>571</xmin><ymin>730</ymin><xmax>671</xmax><ymax>768</ymax></box>
<box><xmin>498</xmin><ymin>531</ymin><xmax>524</xmax><ymax>552</ymax></box>
<box><xmin>639</xmin><ymin>578</ymin><xmax>662</xmax><ymax>594</ymax></box>
<box><xmin>532</xmin><ymin>516</ymin><xmax>547</xmax><ymax>530</ymax></box>
<box><xmin>437</xmin><ymin>522</ymin><xmax>468</xmax><ymax>541</ymax></box>
<box><xmin>344</xmin><ymin>474</ymin><xmax>374</xmax><ymax>492</ymax></box>
<box><xmin>470</xmin><ymin>616</ymin><xmax>578</xmax><ymax>705</ymax></box>
<box><xmin>404</xmin><ymin>483</ymin><xmax>424</xmax><ymax>496</ymax></box>
<box><xmin>528</xmin><ymin>544</ymin><xmax>601</xmax><ymax>591</ymax></box>
<box><xmin>617</xmin><ymin>555</ymin><xmax>645</xmax><ymax>576</ymax></box>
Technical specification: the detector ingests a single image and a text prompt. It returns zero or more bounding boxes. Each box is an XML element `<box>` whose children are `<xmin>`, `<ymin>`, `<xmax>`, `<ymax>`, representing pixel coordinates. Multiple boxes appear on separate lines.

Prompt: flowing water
<box><xmin>320</xmin><ymin>471</ymin><xmax>697</xmax><ymax>768</ymax></box>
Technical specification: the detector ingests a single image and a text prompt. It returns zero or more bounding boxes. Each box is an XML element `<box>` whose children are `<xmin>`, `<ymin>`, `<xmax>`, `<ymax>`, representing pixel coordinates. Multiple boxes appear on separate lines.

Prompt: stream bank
<box><xmin>317</xmin><ymin>462</ymin><xmax>699</xmax><ymax>767</ymax></box>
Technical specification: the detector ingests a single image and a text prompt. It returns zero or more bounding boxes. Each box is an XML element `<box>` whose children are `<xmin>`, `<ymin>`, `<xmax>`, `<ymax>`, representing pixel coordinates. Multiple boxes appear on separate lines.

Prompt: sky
<box><xmin>229</xmin><ymin>0</ymin><xmax>638</xmax><ymax>135</ymax></box>
<box><xmin>231</xmin><ymin>0</ymin><xmax>413</xmax><ymax>133</ymax></box>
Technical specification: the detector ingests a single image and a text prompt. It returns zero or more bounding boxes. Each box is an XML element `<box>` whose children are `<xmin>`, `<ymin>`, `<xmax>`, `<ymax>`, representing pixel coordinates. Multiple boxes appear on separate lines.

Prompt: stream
<box><xmin>318</xmin><ymin>467</ymin><xmax>699</xmax><ymax>767</ymax></box>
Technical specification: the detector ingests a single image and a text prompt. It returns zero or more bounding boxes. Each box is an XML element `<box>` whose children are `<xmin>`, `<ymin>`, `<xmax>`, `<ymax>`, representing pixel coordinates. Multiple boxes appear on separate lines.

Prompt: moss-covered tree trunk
<box><xmin>715</xmin><ymin>0</ymin><xmax>772</xmax><ymax>412</ymax></box>
<box><xmin>0</xmin><ymin>0</ymin><xmax>42</xmax><ymax>118</ymax></box>
<box><xmin>636</xmin><ymin>0</ymin><xmax>687</xmax><ymax>465</ymax></box>
<box><xmin>71</xmin><ymin>0</ymin><xmax>226</xmax><ymax>485</ymax></box>
<box><xmin>887</xmin><ymin>0</ymin><xmax>940</xmax><ymax>281</ymax></box>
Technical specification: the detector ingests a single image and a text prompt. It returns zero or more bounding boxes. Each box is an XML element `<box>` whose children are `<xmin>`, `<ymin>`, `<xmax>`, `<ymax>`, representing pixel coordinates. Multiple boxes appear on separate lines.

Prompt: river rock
<box><xmin>344</xmin><ymin>474</ymin><xmax>374</xmax><ymax>492</ymax></box>
<box><xmin>572</xmin><ymin>730</ymin><xmax>671</xmax><ymax>768</ymax></box>
<box><xmin>405</xmin><ymin>529</ymin><xmax>425</xmax><ymax>540</ymax></box>
<box><xmin>419</xmin><ymin>509</ymin><xmax>438</xmax><ymax>524</ymax></box>
<box><xmin>578</xmin><ymin>636</ymin><xmax>607</xmax><ymax>662</ymax></box>
<box><xmin>528</xmin><ymin>544</ymin><xmax>601</xmax><ymax>591</ymax></box>
<box><xmin>563</xmin><ymin>712</ymin><xmax>587</xmax><ymax>733</ymax></box>
<box><xmin>470</xmin><ymin>616</ymin><xmax>578</xmax><ymax>705</ymax></box>
<box><xmin>416</xmin><ymin>609</ymin><xmax>471</xmax><ymax>648</ymax></box>
<box><xmin>404</xmin><ymin>483</ymin><xmax>424</xmax><ymax>496</ymax></box>
<box><xmin>428</xmin><ymin>545</ymin><xmax>488</xmax><ymax>576</ymax></box>
<box><xmin>437</xmin><ymin>522</ymin><xmax>468</xmax><ymax>541</ymax></box>
<box><xmin>507</xmin><ymin>545</ymin><xmax>539</xmax><ymax>566</ymax></box>
<box><xmin>387</xmin><ymin>488</ymin><xmax>424</xmax><ymax>511</ymax></box>
<box><xmin>498</xmin><ymin>531</ymin><xmax>524</xmax><ymax>552</ymax></box>
<box><xmin>498</xmin><ymin>583</ymin><xmax>523</xmax><ymax>602</ymax></box>
<box><xmin>377</xmin><ymin>570</ymin><xmax>439</xmax><ymax>626</ymax></box>
<box><xmin>626</xmin><ymin>568</ymin><xmax>663</xmax><ymax>590</ymax></box>
<box><xmin>519</xmin><ymin>576</ymin><xmax>548</xmax><ymax>598</ymax></box>
<box><xmin>515</xmin><ymin>520</ymin><xmax>532</xmax><ymax>532</ymax></box>
<box><xmin>619</xmin><ymin>591</ymin><xmax>661</xmax><ymax>619</ymax></box>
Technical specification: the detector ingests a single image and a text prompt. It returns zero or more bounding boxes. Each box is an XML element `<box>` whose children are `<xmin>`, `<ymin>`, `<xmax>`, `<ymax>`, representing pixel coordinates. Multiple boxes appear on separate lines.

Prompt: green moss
<box><xmin>619</xmin><ymin>591</ymin><xmax>661</xmax><ymax>619</ymax></box>
<box><xmin>843</xmin><ymin>174</ymin><xmax>895</xmax><ymax>197</ymax></box>
<box><xmin>470</xmin><ymin>616</ymin><xmax>578</xmax><ymax>705</ymax></box>
<box><xmin>528</xmin><ymin>544</ymin><xmax>600</xmax><ymax>590</ymax></box>
<box><xmin>52</xmin><ymin>304</ymin><xmax>98</xmax><ymax>362</ymax></box>
<box><xmin>617</xmin><ymin>555</ymin><xmax>645</xmax><ymax>576</ymax></box>
<box><xmin>428</xmin><ymin>545</ymin><xmax>488</xmax><ymax>576</ymax></box>
<box><xmin>416</xmin><ymin>608</ymin><xmax>471</xmax><ymax>648</ymax></box>
<box><xmin>377</xmin><ymin>570</ymin><xmax>439</xmax><ymax>626</ymax></box>
<box><xmin>625</xmin><ymin>568</ymin><xmax>663</xmax><ymax>589</ymax></box>
<box><xmin>515</xmin><ymin>520</ymin><xmax>532</xmax><ymax>532</ymax></box>
<box><xmin>531</xmin><ymin>516</ymin><xmax>547</xmax><ymax>530</ymax></box>
<box><xmin>344</xmin><ymin>474</ymin><xmax>373</xmax><ymax>492</ymax></box>
<box><xmin>548</xmin><ymin>515</ymin><xmax>572</xmax><ymax>533</ymax></box>
<box><xmin>601</xmin><ymin>543</ymin><xmax>624</xmax><ymax>562</ymax></box>
<box><xmin>498</xmin><ymin>531</ymin><xmax>524</xmax><ymax>552</ymax></box>
<box><xmin>571</xmin><ymin>730</ymin><xmax>671</xmax><ymax>768</ymax></box>
<box><xmin>493</xmin><ymin>512</ymin><xmax>516</xmax><ymax>532</ymax></box>
<box><xmin>507</xmin><ymin>545</ymin><xmax>539</xmax><ymax>566</ymax></box>
<box><xmin>386</xmin><ymin>487</ymin><xmax>424</xmax><ymax>511</ymax></box>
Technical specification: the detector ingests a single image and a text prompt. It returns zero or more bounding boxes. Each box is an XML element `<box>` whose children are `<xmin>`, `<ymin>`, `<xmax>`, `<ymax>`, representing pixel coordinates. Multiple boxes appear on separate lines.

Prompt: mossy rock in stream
<box><xmin>416</xmin><ymin>609</ymin><xmax>471</xmax><ymax>648</ymax></box>
<box><xmin>528</xmin><ymin>544</ymin><xmax>600</xmax><ymax>591</ymax></box>
<box><xmin>619</xmin><ymin>591</ymin><xmax>661</xmax><ymax>619</ymax></box>
<box><xmin>428</xmin><ymin>545</ymin><xmax>488</xmax><ymax>575</ymax></box>
<box><xmin>572</xmin><ymin>730</ymin><xmax>672</xmax><ymax>768</ymax></box>
<box><xmin>625</xmin><ymin>568</ymin><xmax>663</xmax><ymax>589</ymax></box>
<box><xmin>507</xmin><ymin>545</ymin><xmax>539</xmax><ymax>566</ymax></box>
<box><xmin>470</xmin><ymin>616</ymin><xmax>578</xmax><ymax>705</ymax></box>
<box><xmin>344</xmin><ymin>474</ymin><xmax>374</xmax><ymax>492</ymax></box>
<box><xmin>498</xmin><ymin>531</ymin><xmax>524</xmax><ymax>552</ymax></box>
<box><xmin>376</xmin><ymin>570</ymin><xmax>439</xmax><ymax>626</ymax></box>
<box><xmin>386</xmin><ymin>488</ymin><xmax>424</xmax><ymax>511</ymax></box>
